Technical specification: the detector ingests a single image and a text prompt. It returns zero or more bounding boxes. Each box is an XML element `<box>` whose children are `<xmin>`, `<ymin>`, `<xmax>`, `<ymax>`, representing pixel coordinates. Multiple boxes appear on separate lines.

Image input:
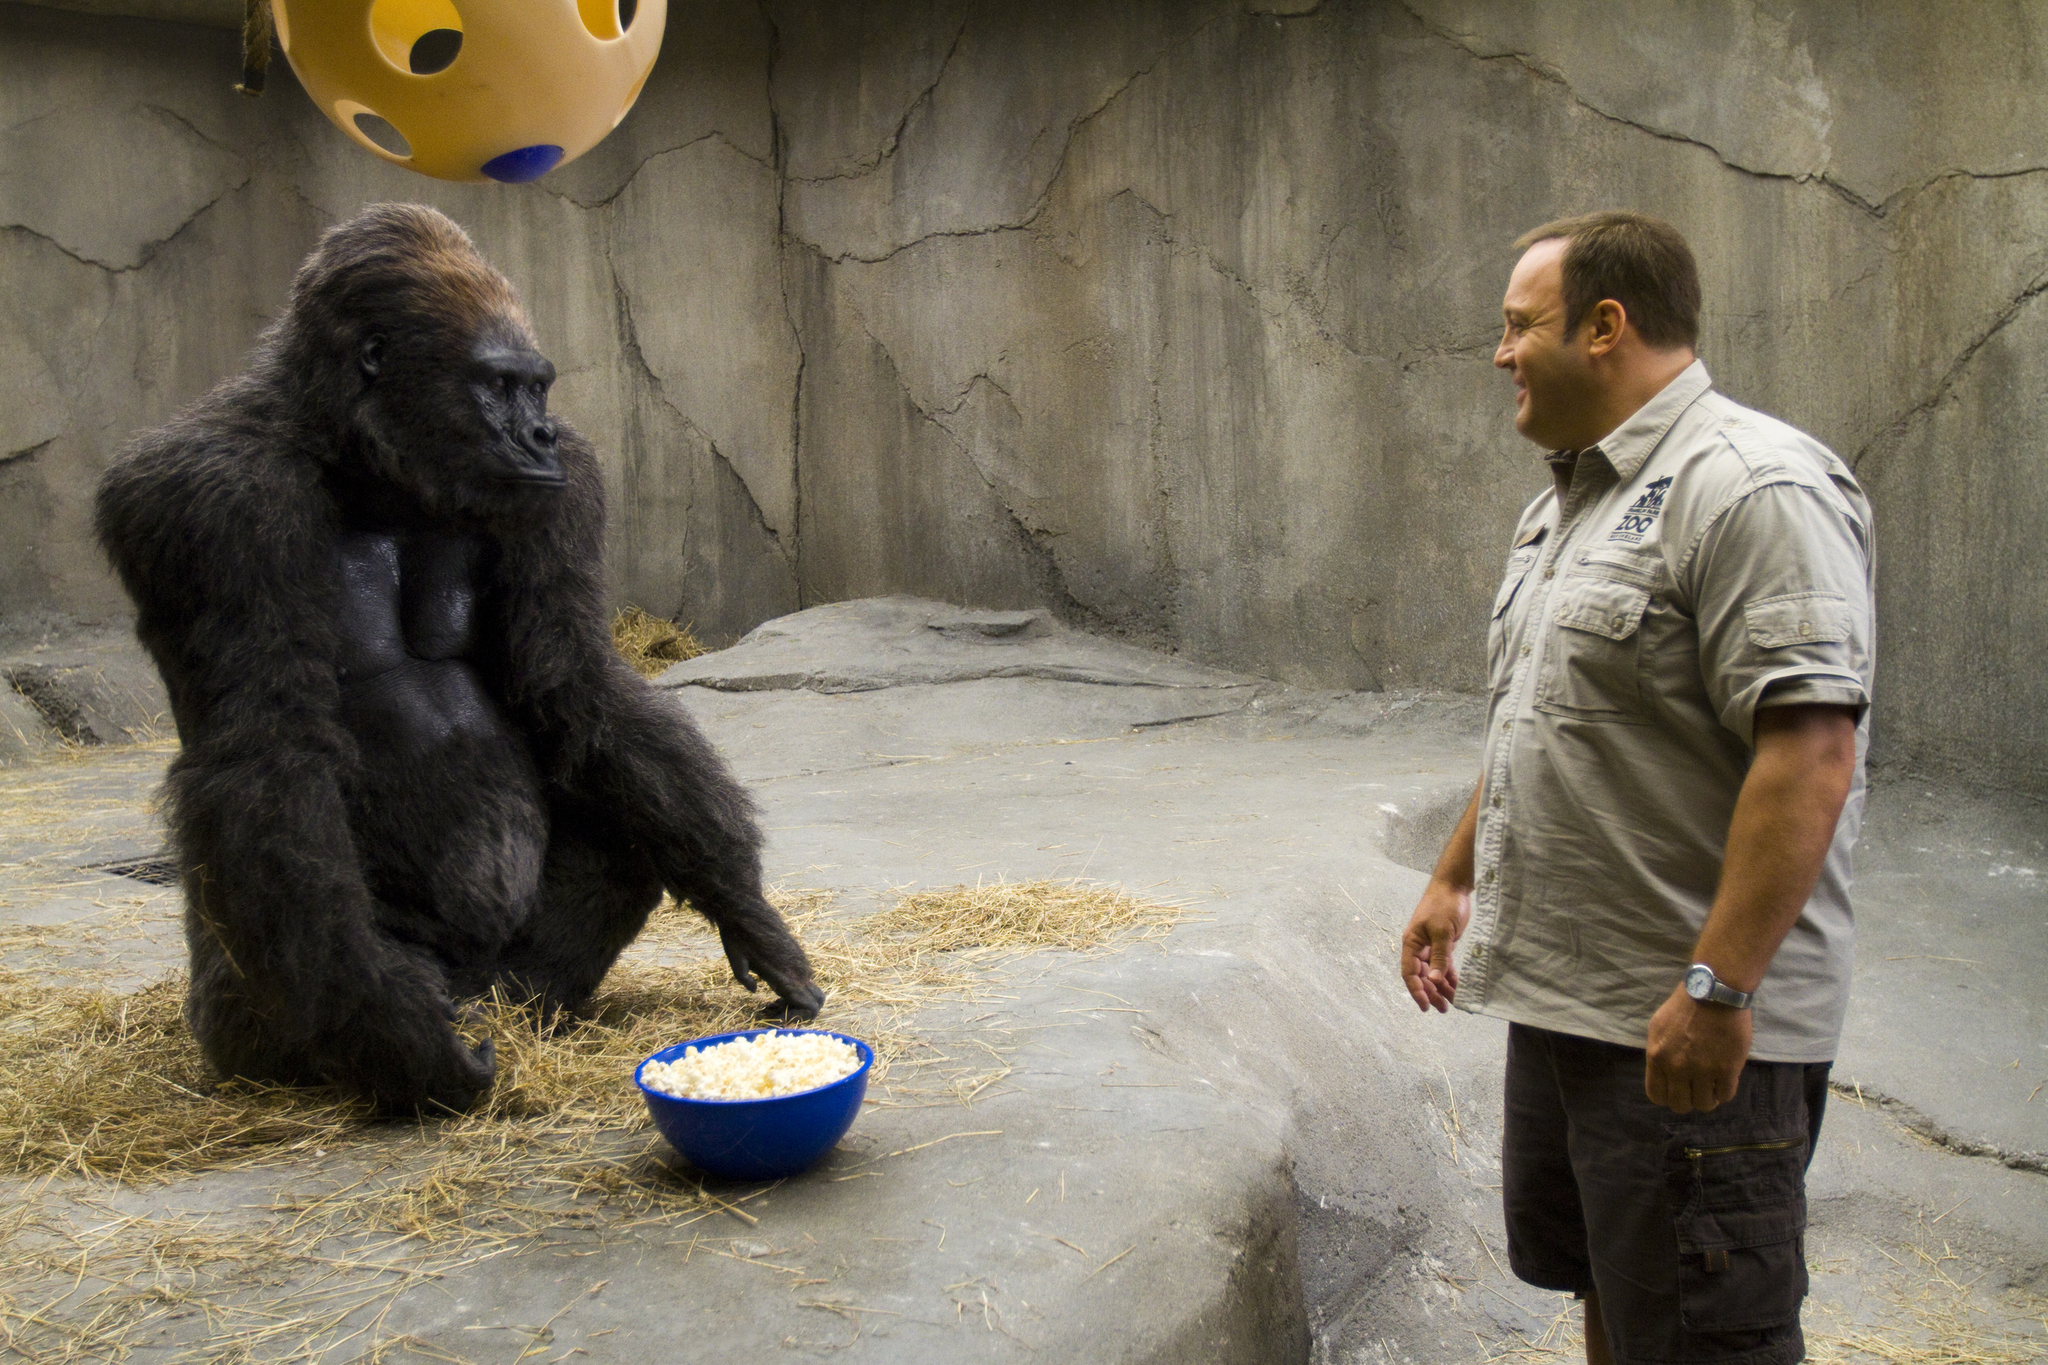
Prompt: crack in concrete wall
<box><xmin>1850</xmin><ymin>267</ymin><xmax>2048</xmax><ymax>471</ymax></box>
<box><xmin>763</xmin><ymin>2</ymin><xmax>807</xmax><ymax>596</ymax></box>
<box><xmin>545</xmin><ymin>131</ymin><xmax>745</xmax><ymax>212</ymax></box>
<box><xmin>3</xmin><ymin>176</ymin><xmax>243</xmax><ymax>276</ymax></box>
<box><xmin>616</xmin><ymin>268</ymin><xmax>789</xmax><ymax>559</ymax></box>
<box><xmin>1399</xmin><ymin>3</ymin><xmax>1880</xmax><ymax>217</ymax></box>
<box><xmin>781</xmin><ymin>6</ymin><xmax>1225</xmax><ymax>266</ymax></box>
<box><xmin>3</xmin><ymin>93</ymin><xmax>253</xmax><ymax>270</ymax></box>
<box><xmin>782</xmin><ymin>17</ymin><xmax>970</xmax><ymax>188</ymax></box>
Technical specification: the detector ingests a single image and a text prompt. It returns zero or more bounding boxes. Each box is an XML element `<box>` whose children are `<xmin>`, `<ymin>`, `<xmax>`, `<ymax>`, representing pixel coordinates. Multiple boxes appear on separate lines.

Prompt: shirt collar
<box><xmin>1560</xmin><ymin>359</ymin><xmax>1713</xmax><ymax>483</ymax></box>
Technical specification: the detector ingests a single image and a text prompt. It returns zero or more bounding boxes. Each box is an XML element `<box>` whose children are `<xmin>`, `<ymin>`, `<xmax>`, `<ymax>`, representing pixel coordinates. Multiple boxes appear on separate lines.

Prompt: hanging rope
<box><xmin>234</xmin><ymin>0</ymin><xmax>274</xmax><ymax>97</ymax></box>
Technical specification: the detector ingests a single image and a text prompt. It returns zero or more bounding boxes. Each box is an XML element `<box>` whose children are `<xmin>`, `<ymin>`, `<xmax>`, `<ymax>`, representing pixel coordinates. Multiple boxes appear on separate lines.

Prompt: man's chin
<box><xmin>1513</xmin><ymin>412</ymin><xmax>1572</xmax><ymax>450</ymax></box>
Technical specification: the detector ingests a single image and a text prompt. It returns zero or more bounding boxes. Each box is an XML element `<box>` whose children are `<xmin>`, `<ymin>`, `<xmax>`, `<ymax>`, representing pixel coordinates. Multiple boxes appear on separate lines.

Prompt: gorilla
<box><xmin>95</xmin><ymin>203</ymin><xmax>823</xmax><ymax>1113</ymax></box>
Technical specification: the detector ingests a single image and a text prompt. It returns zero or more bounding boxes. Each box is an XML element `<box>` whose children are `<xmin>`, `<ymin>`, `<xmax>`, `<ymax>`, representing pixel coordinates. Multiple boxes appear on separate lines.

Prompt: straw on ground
<box><xmin>610</xmin><ymin>606</ymin><xmax>708</xmax><ymax>678</ymax></box>
<box><xmin>0</xmin><ymin>878</ymin><xmax>1182</xmax><ymax>1361</ymax></box>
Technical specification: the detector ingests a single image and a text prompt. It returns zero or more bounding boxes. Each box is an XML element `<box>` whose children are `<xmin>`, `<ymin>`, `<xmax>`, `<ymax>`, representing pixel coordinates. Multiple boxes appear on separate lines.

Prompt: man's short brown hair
<box><xmin>1514</xmin><ymin>211</ymin><xmax>1700</xmax><ymax>350</ymax></box>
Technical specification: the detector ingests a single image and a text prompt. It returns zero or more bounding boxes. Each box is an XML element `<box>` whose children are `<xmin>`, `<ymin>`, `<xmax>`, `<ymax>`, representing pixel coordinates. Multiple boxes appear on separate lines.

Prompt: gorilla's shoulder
<box><xmin>96</xmin><ymin>379</ymin><xmax>336</xmax><ymax>597</ymax></box>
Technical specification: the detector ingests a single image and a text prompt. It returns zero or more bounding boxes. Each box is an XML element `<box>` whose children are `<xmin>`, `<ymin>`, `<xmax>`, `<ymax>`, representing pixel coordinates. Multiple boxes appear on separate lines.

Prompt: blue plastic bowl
<box><xmin>635</xmin><ymin>1029</ymin><xmax>873</xmax><ymax>1181</ymax></box>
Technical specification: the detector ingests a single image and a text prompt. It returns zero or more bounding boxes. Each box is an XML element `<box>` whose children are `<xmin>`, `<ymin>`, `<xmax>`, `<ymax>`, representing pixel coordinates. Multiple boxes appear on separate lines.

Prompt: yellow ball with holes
<box><xmin>273</xmin><ymin>0</ymin><xmax>665</xmax><ymax>183</ymax></box>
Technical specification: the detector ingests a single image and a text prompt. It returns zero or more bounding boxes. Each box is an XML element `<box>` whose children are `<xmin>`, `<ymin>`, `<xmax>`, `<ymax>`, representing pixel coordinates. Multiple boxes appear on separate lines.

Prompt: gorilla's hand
<box><xmin>426</xmin><ymin>994</ymin><xmax>500</xmax><ymax>1109</ymax></box>
<box><xmin>717</xmin><ymin>917</ymin><xmax>825</xmax><ymax>1017</ymax></box>
<box><xmin>341</xmin><ymin>989</ymin><xmax>499</xmax><ymax>1114</ymax></box>
<box><xmin>422</xmin><ymin>1035</ymin><xmax>497</xmax><ymax>1114</ymax></box>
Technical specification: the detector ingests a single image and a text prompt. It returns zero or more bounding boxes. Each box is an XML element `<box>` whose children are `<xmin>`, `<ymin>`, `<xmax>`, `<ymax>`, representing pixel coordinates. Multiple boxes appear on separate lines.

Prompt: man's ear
<box><xmin>1585</xmin><ymin>300</ymin><xmax>1627</xmax><ymax>358</ymax></box>
<box><xmin>359</xmin><ymin>333</ymin><xmax>386</xmax><ymax>381</ymax></box>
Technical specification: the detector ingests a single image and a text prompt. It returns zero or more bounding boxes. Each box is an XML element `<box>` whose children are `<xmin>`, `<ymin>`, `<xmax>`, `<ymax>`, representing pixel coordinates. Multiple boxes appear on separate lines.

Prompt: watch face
<box><xmin>1684</xmin><ymin>965</ymin><xmax>1714</xmax><ymax>1001</ymax></box>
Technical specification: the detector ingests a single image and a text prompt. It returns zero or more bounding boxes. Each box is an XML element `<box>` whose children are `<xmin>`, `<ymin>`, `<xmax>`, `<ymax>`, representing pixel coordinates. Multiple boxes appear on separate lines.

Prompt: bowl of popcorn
<box><xmin>635</xmin><ymin>1028</ymin><xmax>873</xmax><ymax>1181</ymax></box>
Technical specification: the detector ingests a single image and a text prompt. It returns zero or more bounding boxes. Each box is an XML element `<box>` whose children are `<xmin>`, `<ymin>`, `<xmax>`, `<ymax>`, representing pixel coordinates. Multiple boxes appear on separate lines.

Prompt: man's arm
<box><xmin>1399</xmin><ymin>780</ymin><xmax>1482</xmax><ymax>1012</ymax></box>
<box><xmin>1644</xmin><ymin>703</ymin><xmax>1858</xmax><ymax>1112</ymax></box>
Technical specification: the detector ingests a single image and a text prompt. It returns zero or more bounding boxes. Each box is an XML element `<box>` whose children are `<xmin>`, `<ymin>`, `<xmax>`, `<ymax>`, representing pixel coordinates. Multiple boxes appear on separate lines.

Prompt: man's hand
<box><xmin>1645</xmin><ymin>983</ymin><xmax>1751</xmax><ymax>1112</ymax></box>
<box><xmin>1398</xmin><ymin>781</ymin><xmax>1482</xmax><ymax>1013</ymax></box>
<box><xmin>1400</xmin><ymin>879</ymin><xmax>1471</xmax><ymax>1012</ymax></box>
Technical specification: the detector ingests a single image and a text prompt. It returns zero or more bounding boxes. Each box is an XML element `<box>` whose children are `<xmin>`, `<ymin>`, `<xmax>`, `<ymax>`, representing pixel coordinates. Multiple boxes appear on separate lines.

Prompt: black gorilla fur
<box><xmin>95</xmin><ymin>203</ymin><xmax>823</xmax><ymax>1112</ymax></box>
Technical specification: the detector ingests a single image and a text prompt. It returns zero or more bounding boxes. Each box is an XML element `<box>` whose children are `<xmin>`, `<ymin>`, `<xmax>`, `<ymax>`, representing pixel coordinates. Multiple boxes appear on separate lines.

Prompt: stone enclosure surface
<box><xmin>4</xmin><ymin>0</ymin><xmax>2048</xmax><ymax>795</ymax></box>
<box><xmin>2</xmin><ymin>601</ymin><xmax>2042</xmax><ymax>1363</ymax></box>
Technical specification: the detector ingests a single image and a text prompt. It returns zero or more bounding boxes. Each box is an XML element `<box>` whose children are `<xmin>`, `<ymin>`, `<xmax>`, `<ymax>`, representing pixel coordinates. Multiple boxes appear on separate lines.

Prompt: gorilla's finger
<box><xmin>446</xmin><ymin>1036</ymin><xmax>495</xmax><ymax>1090</ymax></box>
<box><xmin>757</xmin><ymin>961</ymin><xmax>825</xmax><ymax>1017</ymax></box>
<box><xmin>718</xmin><ymin>925</ymin><xmax>762</xmax><ymax>992</ymax></box>
<box><xmin>438</xmin><ymin>1037</ymin><xmax>497</xmax><ymax>1112</ymax></box>
<box><xmin>718</xmin><ymin>919</ymin><xmax>822</xmax><ymax>1014</ymax></box>
<box><xmin>779</xmin><ymin>978</ymin><xmax>826</xmax><ymax>1017</ymax></box>
<box><xmin>395</xmin><ymin>1032</ymin><xmax>498</xmax><ymax>1116</ymax></box>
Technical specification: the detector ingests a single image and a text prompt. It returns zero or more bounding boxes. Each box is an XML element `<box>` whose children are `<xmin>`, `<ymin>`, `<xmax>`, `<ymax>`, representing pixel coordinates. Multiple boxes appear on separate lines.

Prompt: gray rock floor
<box><xmin>2</xmin><ymin>597</ymin><xmax>2042</xmax><ymax>1363</ymax></box>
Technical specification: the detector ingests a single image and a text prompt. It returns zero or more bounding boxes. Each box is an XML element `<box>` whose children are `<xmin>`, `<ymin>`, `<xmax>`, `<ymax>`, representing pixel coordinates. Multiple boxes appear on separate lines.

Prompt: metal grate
<box><xmin>87</xmin><ymin>856</ymin><xmax>181</xmax><ymax>886</ymax></box>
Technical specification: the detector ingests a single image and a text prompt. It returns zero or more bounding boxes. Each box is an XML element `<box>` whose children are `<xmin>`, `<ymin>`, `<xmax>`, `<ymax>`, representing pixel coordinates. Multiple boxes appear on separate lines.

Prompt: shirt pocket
<box><xmin>1535</xmin><ymin>573</ymin><xmax>1652</xmax><ymax>723</ymax></box>
<box><xmin>1487</xmin><ymin>547</ymin><xmax>1542</xmax><ymax>683</ymax></box>
<box><xmin>1744</xmin><ymin>591</ymin><xmax>1851</xmax><ymax>649</ymax></box>
<box><xmin>1493</xmin><ymin>548</ymin><xmax>1542</xmax><ymax>619</ymax></box>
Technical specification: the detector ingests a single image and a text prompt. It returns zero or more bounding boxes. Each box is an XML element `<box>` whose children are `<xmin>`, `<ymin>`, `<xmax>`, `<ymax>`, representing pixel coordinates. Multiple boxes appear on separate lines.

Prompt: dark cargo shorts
<box><xmin>1503</xmin><ymin>1023</ymin><xmax>1830</xmax><ymax>1365</ymax></box>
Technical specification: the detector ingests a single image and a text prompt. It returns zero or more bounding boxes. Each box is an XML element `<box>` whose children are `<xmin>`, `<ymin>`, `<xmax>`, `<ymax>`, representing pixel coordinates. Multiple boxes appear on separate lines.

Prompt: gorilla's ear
<box><xmin>359</xmin><ymin>334</ymin><xmax>387</xmax><ymax>381</ymax></box>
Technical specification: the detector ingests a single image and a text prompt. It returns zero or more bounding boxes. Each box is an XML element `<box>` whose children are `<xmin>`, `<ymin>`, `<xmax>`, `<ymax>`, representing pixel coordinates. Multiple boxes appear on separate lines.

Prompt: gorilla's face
<box><xmin>354</xmin><ymin>326</ymin><xmax>565</xmax><ymax>508</ymax></box>
<box><xmin>461</xmin><ymin>340</ymin><xmax>563</xmax><ymax>487</ymax></box>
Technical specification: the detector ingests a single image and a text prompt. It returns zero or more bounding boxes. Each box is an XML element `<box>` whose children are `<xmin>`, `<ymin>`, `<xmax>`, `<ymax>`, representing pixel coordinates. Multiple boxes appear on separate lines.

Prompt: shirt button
<box><xmin>1799</xmin><ymin>621</ymin><xmax>1813</xmax><ymax>637</ymax></box>
<box><xmin>1518</xmin><ymin>644</ymin><xmax>1531</xmax><ymax>658</ymax></box>
<box><xmin>1542</xmin><ymin>568</ymin><xmax>1555</xmax><ymax>580</ymax></box>
<box><xmin>1612</xmin><ymin>615</ymin><xmax>1626</xmax><ymax>629</ymax></box>
<box><xmin>1482</xmin><ymin>869</ymin><xmax>1497</xmax><ymax>884</ymax></box>
<box><xmin>1491</xmin><ymin>792</ymin><xmax>1504</xmax><ymax>807</ymax></box>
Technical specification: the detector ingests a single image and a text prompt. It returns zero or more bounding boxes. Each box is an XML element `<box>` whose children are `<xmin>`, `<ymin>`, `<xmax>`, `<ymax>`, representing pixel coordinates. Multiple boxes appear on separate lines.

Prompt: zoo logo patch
<box><xmin>1609</xmin><ymin>476</ymin><xmax>1673</xmax><ymax>544</ymax></box>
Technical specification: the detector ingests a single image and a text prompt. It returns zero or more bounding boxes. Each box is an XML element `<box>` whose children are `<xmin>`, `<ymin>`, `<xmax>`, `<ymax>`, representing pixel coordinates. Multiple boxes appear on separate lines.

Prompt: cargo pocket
<box><xmin>1534</xmin><ymin>574</ymin><xmax>1652</xmax><ymax>722</ymax></box>
<box><xmin>1668</xmin><ymin>1134</ymin><xmax>1810</xmax><ymax>1332</ymax></box>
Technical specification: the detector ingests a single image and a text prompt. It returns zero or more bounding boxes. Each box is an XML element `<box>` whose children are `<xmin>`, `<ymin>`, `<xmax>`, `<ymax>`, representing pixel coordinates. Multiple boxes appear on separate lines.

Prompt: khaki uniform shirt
<box><xmin>1458</xmin><ymin>361</ymin><xmax>1874</xmax><ymax>1062</ymax></box>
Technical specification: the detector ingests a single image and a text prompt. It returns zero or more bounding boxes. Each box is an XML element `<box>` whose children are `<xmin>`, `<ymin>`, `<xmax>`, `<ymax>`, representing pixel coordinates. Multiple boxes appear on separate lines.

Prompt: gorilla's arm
<box><xmin>95</xmin><ymin>412</ymin><xmax>496</xmax><ymax>1109</ymax></box>
<box><xmin>489</xmin><ymin>433</ymin><xmax>823</xmax><ymax>1014</ymax></box>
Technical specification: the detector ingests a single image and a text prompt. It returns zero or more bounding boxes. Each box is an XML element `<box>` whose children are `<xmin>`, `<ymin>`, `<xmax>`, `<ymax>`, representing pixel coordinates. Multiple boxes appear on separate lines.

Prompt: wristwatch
<box><xmin>1683</xmin><ymin>963</ymin><xmax>1753</xmax><ymax>1009</ymax></box>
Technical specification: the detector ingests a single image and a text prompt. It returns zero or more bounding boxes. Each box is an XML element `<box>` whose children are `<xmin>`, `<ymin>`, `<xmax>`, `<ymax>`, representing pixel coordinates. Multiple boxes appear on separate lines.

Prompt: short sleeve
<box><xmin>1687</xmin><ymin>479</ymin><xmax>1874</xmax><ymax>745</ymax></box>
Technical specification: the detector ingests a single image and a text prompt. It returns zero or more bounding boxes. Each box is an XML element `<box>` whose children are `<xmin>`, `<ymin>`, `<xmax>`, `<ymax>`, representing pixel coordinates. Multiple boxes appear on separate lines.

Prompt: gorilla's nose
<box><xmin>501</xmin><ymin>419</ymin><xmax>566</xmax><ymax>486</ymax></box>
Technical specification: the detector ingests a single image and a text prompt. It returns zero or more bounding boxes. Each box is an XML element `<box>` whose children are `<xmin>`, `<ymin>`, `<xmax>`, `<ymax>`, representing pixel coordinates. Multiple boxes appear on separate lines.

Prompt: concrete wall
<box><xmin>3</xmin><ymin>0</ymin><xmax>2044</xmax><ymax>795</ymax></box>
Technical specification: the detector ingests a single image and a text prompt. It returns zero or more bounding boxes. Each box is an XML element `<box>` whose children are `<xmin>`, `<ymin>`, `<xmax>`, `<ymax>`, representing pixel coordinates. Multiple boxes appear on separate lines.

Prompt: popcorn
<box><xmin>641</xmin><ymin>1032</ymin><xmax>860</xmax><ymax>1101</ymax></box>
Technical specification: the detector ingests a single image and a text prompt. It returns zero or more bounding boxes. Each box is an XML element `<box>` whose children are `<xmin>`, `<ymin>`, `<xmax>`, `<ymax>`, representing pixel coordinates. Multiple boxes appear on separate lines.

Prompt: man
<box><xmin>1399</xmin><ymin>212</ymin><xmax>1873</xmax><ymax>1365</ymax></box>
